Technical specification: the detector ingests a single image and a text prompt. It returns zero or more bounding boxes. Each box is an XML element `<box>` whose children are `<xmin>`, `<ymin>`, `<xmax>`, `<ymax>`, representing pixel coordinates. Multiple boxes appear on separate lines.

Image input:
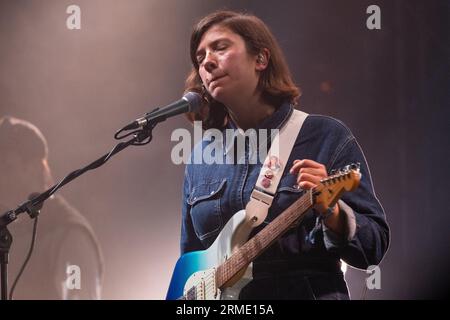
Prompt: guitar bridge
<box><xmin>183</xmin><ymin>268</ymin><xmax>220</xmax><ymax>300</ymax></box>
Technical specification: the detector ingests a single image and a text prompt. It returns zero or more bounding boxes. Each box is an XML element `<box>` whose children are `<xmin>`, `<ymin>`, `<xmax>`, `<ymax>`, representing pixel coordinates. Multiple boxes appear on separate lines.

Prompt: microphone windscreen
<box><xmin>183</xmin><ymin>92</ymin><xmax>203</xmax><ymax>113</ymax></box>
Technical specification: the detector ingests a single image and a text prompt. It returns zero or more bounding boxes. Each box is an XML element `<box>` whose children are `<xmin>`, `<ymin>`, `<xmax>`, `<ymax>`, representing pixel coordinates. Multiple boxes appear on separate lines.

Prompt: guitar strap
<box><xmin>245</xmin><ymin>108</ymin><xmax>309</xmax><ymax>226</ymax></box>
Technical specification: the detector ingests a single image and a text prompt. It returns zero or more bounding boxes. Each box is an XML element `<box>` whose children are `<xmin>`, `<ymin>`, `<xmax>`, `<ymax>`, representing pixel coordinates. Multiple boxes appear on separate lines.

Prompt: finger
<box><xmin>290</xmin><ymin>159</ymin><xmax>301</xmax><ymax>171</ymax></box>
<box><xmin>296</xmin><ymin>172</ymin><xmax>322</xmax><ymax>186</ymax></box>
<box><xmin>298</xmin><ymin>159</ymin><xmax>324</xmax><ymax>168</ymax></box>
<box><xmin>298</xmin><ymin>167</ymin><xmax>327</xmax><ymax>178</ymax></box>
<box><xmin>290</xmin><ymin>159</ymin><xmax>325</xmax><ymax>174</ymax></box>
<box><xmin>290</xmin><ymin>161</ymin><xmax>305</xmax><ymax>174</ymax></box>
<box><xmin>298</xmin><ymin>180</ymin><xmax>317</xmax><ymax>190</ymax></box>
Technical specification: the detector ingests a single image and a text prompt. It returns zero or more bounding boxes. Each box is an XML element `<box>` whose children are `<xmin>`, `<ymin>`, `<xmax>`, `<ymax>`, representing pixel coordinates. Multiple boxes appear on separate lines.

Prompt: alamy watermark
<box><xmin>366</xmin><ymin>265</ymin><xmax>381</xmax><ymax>290</ymax></box>
<box><xmin>65</xmin><ymin>5</ymin><xmax>381</xmax><ymax>31</ymax></box>
<box><xmin>366</xmin><ymin>5</ymin><xmax>381</xmax><ymax>30</ymax></box>
<box><xmin>171</xmin><ymin>121</ymin><xmax>280</xmax><ymax>165</ymax></box>
<box><xmin>66</xmin><ymin>5</ymin><xmax>81</xmax><ymax>30</ymax></box>
<box><xmin>65</xmin><ymin>264</ymin><xmax>81</xmax><ymax>290</ymax></box>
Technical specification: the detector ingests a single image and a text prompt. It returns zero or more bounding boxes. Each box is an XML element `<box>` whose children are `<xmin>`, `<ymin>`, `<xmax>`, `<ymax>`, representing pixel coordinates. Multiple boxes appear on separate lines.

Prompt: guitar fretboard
<box><xmin>216</xmin><ymin>189</ymin><xmax>314</xmax><ymax>288</ymax></box>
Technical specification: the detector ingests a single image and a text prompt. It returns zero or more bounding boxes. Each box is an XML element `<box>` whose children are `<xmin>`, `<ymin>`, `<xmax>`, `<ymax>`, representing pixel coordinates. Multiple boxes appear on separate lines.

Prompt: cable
<box><xmin>9</xmin><ymin>216</ymin><xmax>39</xmax><ymax>300</ymax></box>
<box><xmin>114</xmin><ymin>128</ymin><xmax>139</xmax><ymax>140</ymax></box>
<box><xmin>3</xmin><ymin>122</ymin><xmax>155</xmax><ymax>299</ymax></box>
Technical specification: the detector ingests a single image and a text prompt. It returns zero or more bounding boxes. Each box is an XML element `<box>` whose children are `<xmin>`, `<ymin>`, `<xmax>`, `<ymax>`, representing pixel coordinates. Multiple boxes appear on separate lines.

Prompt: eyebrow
<box><xmin>196</xmin><ymin>37</ymin><xmax>231</xmax><ymax>57</ymax></box>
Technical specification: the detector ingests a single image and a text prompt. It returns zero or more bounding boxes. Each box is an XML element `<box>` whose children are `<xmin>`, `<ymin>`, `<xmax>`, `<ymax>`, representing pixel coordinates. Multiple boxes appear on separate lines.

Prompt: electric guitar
<box><xmin>166</xmin><ymin>163</ymin><xmax>361</xmax><ymax>300</ymax></box>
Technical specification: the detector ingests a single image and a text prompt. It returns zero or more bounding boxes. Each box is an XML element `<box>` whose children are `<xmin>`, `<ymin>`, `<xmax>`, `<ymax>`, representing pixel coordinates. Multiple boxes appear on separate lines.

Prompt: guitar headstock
<box><xmin>313</xmin><ymin>163</ymin><xmax>361</xmax><ymax>209</ymax></box>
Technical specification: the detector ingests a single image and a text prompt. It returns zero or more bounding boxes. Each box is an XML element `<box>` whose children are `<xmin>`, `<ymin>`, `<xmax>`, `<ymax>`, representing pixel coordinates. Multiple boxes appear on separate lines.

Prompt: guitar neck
<box><xmin>216</xmin><ymin>189</ymin><xmax>314</xmax><ymax>288</ymax></box>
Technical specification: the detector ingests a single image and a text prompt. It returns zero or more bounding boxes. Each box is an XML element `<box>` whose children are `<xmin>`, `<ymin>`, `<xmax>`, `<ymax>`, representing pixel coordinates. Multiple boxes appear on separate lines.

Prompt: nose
<box><xmin>203</xmin><ymin>51</ymin><xmax>217</xmax><ymax>73</ymax></box>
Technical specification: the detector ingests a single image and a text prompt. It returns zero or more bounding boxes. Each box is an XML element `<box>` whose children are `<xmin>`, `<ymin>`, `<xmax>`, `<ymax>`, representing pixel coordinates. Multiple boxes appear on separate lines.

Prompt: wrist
<box><xmin>319</xmin><ymin>203</ymin><xmax>339</xmax><ymax>219</ymax></box>
<box><xmin>323</xmin><ymin>204</ymin><xmax>344</xmax><ymax>234</ymax></box>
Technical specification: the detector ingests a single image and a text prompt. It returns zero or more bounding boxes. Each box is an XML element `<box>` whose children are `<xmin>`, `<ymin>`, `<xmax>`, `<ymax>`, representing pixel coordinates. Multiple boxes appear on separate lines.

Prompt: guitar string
<box><xmin>217</xmin><ymin>189</ymin><xmax>314</xmax><ymax>287</ymax></box>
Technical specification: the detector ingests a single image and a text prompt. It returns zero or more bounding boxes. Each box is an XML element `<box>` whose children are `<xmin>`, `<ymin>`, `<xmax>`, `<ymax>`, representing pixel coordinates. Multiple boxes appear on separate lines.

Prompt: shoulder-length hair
<box><xmin>185</xmin><ymin>10</ymin><xmax>301</xmax><ymax>130</ymax></box>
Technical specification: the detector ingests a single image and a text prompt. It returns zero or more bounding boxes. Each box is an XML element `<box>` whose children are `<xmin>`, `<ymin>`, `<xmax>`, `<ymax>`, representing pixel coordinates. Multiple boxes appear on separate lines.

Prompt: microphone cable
<box><xmin>8</xmin><ymin>216</ymin><xmax>39</xmax><ymax>300</ymax></box>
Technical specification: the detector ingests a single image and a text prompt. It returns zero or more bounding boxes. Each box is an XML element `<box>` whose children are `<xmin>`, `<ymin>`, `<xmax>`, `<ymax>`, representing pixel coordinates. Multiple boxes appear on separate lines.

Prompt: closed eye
<box><xmin>216</xmin><ymin>44</ymin><xmax>227</xmax><ymax>51</ymax></box>
<box><xmin>196</xmin><ymin>39</ymin><xmax>231</xmax><ymax>65</ymax></box>
<box><xmin>196</xmin><ymin>54</ymin><xmax>205</xmax><ymax>65</ymax></box>
<box><xmin>214</xmin><ymin>40</ymin><xmax>230</xmax><ymax>52</ymax></box>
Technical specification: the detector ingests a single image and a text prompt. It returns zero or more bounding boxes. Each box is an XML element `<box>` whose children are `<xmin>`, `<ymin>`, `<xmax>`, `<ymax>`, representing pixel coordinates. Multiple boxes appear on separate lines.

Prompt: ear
<box><xmin>255</xmin><ymin>48</ymin><xmax>270</xmax><ymax>71</ymax></box>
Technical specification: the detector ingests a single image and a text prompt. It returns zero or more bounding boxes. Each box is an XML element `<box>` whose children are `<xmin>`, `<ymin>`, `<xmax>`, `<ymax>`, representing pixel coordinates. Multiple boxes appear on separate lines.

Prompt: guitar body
<box><xmin>166</xmin><ymin>164</ymin><xmax>361</xmax><ymax>300</ymax></box>
<box><xmin>166</xmin><ymin>209</ymin><xmax>254</xmax><ymax>300</ymax></box>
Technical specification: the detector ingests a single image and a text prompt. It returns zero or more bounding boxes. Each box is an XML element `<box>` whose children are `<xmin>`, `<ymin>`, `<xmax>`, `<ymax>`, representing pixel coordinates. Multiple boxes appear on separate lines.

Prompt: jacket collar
<box><xmin>223</xmin><ymin>101</ymin><xmax>293</xmax><ymax>156</ymax></box>
<box><xmin>226</xmin><ymin>101</ymin><xmax>293</xmax><ymax>131</ymax></box>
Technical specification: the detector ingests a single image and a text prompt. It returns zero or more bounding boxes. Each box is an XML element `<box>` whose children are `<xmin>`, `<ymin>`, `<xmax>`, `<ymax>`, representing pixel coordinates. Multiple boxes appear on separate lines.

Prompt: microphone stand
<box><xmin>0</xmin><ymin>226</ymin><xmax>12</xmax><ymax>300</ymax></box>
<box><xmin>0</xmin><ymin>119</ymin><xmax>159</xmax><ymax>300</ymax></box>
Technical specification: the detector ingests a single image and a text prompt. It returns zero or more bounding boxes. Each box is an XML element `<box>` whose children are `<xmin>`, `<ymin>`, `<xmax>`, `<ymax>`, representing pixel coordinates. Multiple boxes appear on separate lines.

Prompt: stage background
<box><xmin>0</xmin><ymin>0</ymin><xmax>448</xmax><ymax>299</ymax></box>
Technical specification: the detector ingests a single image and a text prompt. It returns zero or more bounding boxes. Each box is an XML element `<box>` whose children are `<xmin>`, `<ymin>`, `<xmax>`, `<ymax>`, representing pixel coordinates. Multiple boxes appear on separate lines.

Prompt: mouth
<box><xmin>208</xmin><ymin>75</ymin><xmax>226</xmax><ymax>88</ymax></box>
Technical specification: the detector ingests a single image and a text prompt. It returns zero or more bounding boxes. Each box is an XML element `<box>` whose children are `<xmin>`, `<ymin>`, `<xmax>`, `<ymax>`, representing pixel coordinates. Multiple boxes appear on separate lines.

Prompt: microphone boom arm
<box><xmin>0</xmin><ymin>121</ymin><xmax>157</xmax><ymax>300</ymax></box>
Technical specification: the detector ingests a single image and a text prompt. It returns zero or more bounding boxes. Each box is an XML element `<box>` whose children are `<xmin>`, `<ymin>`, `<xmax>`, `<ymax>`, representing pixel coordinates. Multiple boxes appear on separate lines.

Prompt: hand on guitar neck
<box><xmin>289</xmin><ymin>159</ymin><xmax>350</xmax><ymax>235</ymax></box>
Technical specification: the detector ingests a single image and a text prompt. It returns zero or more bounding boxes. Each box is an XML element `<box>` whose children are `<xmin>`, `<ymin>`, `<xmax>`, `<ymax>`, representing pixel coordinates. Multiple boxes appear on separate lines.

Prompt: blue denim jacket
<box><xmin>180</xmin><ymin>102</ymin><xmax>390</xmax><ymax>273</ymax></box>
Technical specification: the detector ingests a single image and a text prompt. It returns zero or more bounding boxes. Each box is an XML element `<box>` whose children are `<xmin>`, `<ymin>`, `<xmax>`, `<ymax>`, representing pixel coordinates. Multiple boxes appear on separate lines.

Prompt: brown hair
<box><xmin>185</xmin><ymin>10</ymin><xmax>301</xmax><ymax>130</ymax></box>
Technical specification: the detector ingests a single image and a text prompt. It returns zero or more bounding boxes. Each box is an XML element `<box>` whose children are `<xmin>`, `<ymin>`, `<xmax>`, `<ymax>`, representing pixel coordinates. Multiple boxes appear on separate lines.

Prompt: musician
<box><xmin>0</xmin><ymin>116</ymin><xmax>104</xmax><ymax>299</ymax></box>
<box><xmin>179</xmin><ymin>10</ymin><xmax>389</xmax><ymax>299</ymax></box>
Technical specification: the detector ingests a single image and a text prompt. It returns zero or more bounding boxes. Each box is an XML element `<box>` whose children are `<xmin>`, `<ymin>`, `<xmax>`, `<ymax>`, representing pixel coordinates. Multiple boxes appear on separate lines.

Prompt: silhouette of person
<box><xmin>0</xmin><ymin>116</ymin><xmax>104</xmax><ymax>299</ymax></box>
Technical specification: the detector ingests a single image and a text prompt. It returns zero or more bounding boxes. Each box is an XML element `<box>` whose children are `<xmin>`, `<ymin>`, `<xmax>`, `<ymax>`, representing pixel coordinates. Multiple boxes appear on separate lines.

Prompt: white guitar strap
<box><xmin>245</xmin><ymin>109</ymin><xmax>309</xmax><ymax>226</ymax></box>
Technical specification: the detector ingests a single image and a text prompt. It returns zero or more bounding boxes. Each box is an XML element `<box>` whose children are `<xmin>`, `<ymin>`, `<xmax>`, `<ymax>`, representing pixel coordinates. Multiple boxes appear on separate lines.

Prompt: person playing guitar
<box><xmin>167</xmin><ymin>10</ymin><xmax>390</xmax><ymax>300</ymax></box>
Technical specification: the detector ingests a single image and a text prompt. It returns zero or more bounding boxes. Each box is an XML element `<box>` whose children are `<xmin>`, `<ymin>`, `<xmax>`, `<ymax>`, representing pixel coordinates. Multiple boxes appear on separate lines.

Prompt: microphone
<box><xmin>123</xmin><ymin>92</ymin><xmax>202</xmax><ymax>130</ymax></box>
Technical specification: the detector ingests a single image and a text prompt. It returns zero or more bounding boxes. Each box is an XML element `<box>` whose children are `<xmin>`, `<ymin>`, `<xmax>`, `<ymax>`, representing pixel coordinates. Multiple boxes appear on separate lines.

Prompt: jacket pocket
<box><xmin>263</xmin><ymin>174</ymin><xmax>306</xmax><ymax>225</ymax></box>
<box><xmin>276</xmin><ymin>173</ymin><xmax>304</xmax><ymax>194</ymax></box>
<box><xmin>272</xmin><ymin>174</ymin><xmax>304</xmax><ymax>207</ymax></box>
<box><xmin>188</xmin><ymin>179</ymin><xmax>227</xmax><ymax>242</ymax></box>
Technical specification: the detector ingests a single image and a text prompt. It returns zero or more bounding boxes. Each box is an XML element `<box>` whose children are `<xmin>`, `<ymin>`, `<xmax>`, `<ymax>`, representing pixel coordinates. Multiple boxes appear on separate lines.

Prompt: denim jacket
<box><xmin>180</xmin><ymin>101</ymin><xmax>390</xmax><ymax>273</ymax></box>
